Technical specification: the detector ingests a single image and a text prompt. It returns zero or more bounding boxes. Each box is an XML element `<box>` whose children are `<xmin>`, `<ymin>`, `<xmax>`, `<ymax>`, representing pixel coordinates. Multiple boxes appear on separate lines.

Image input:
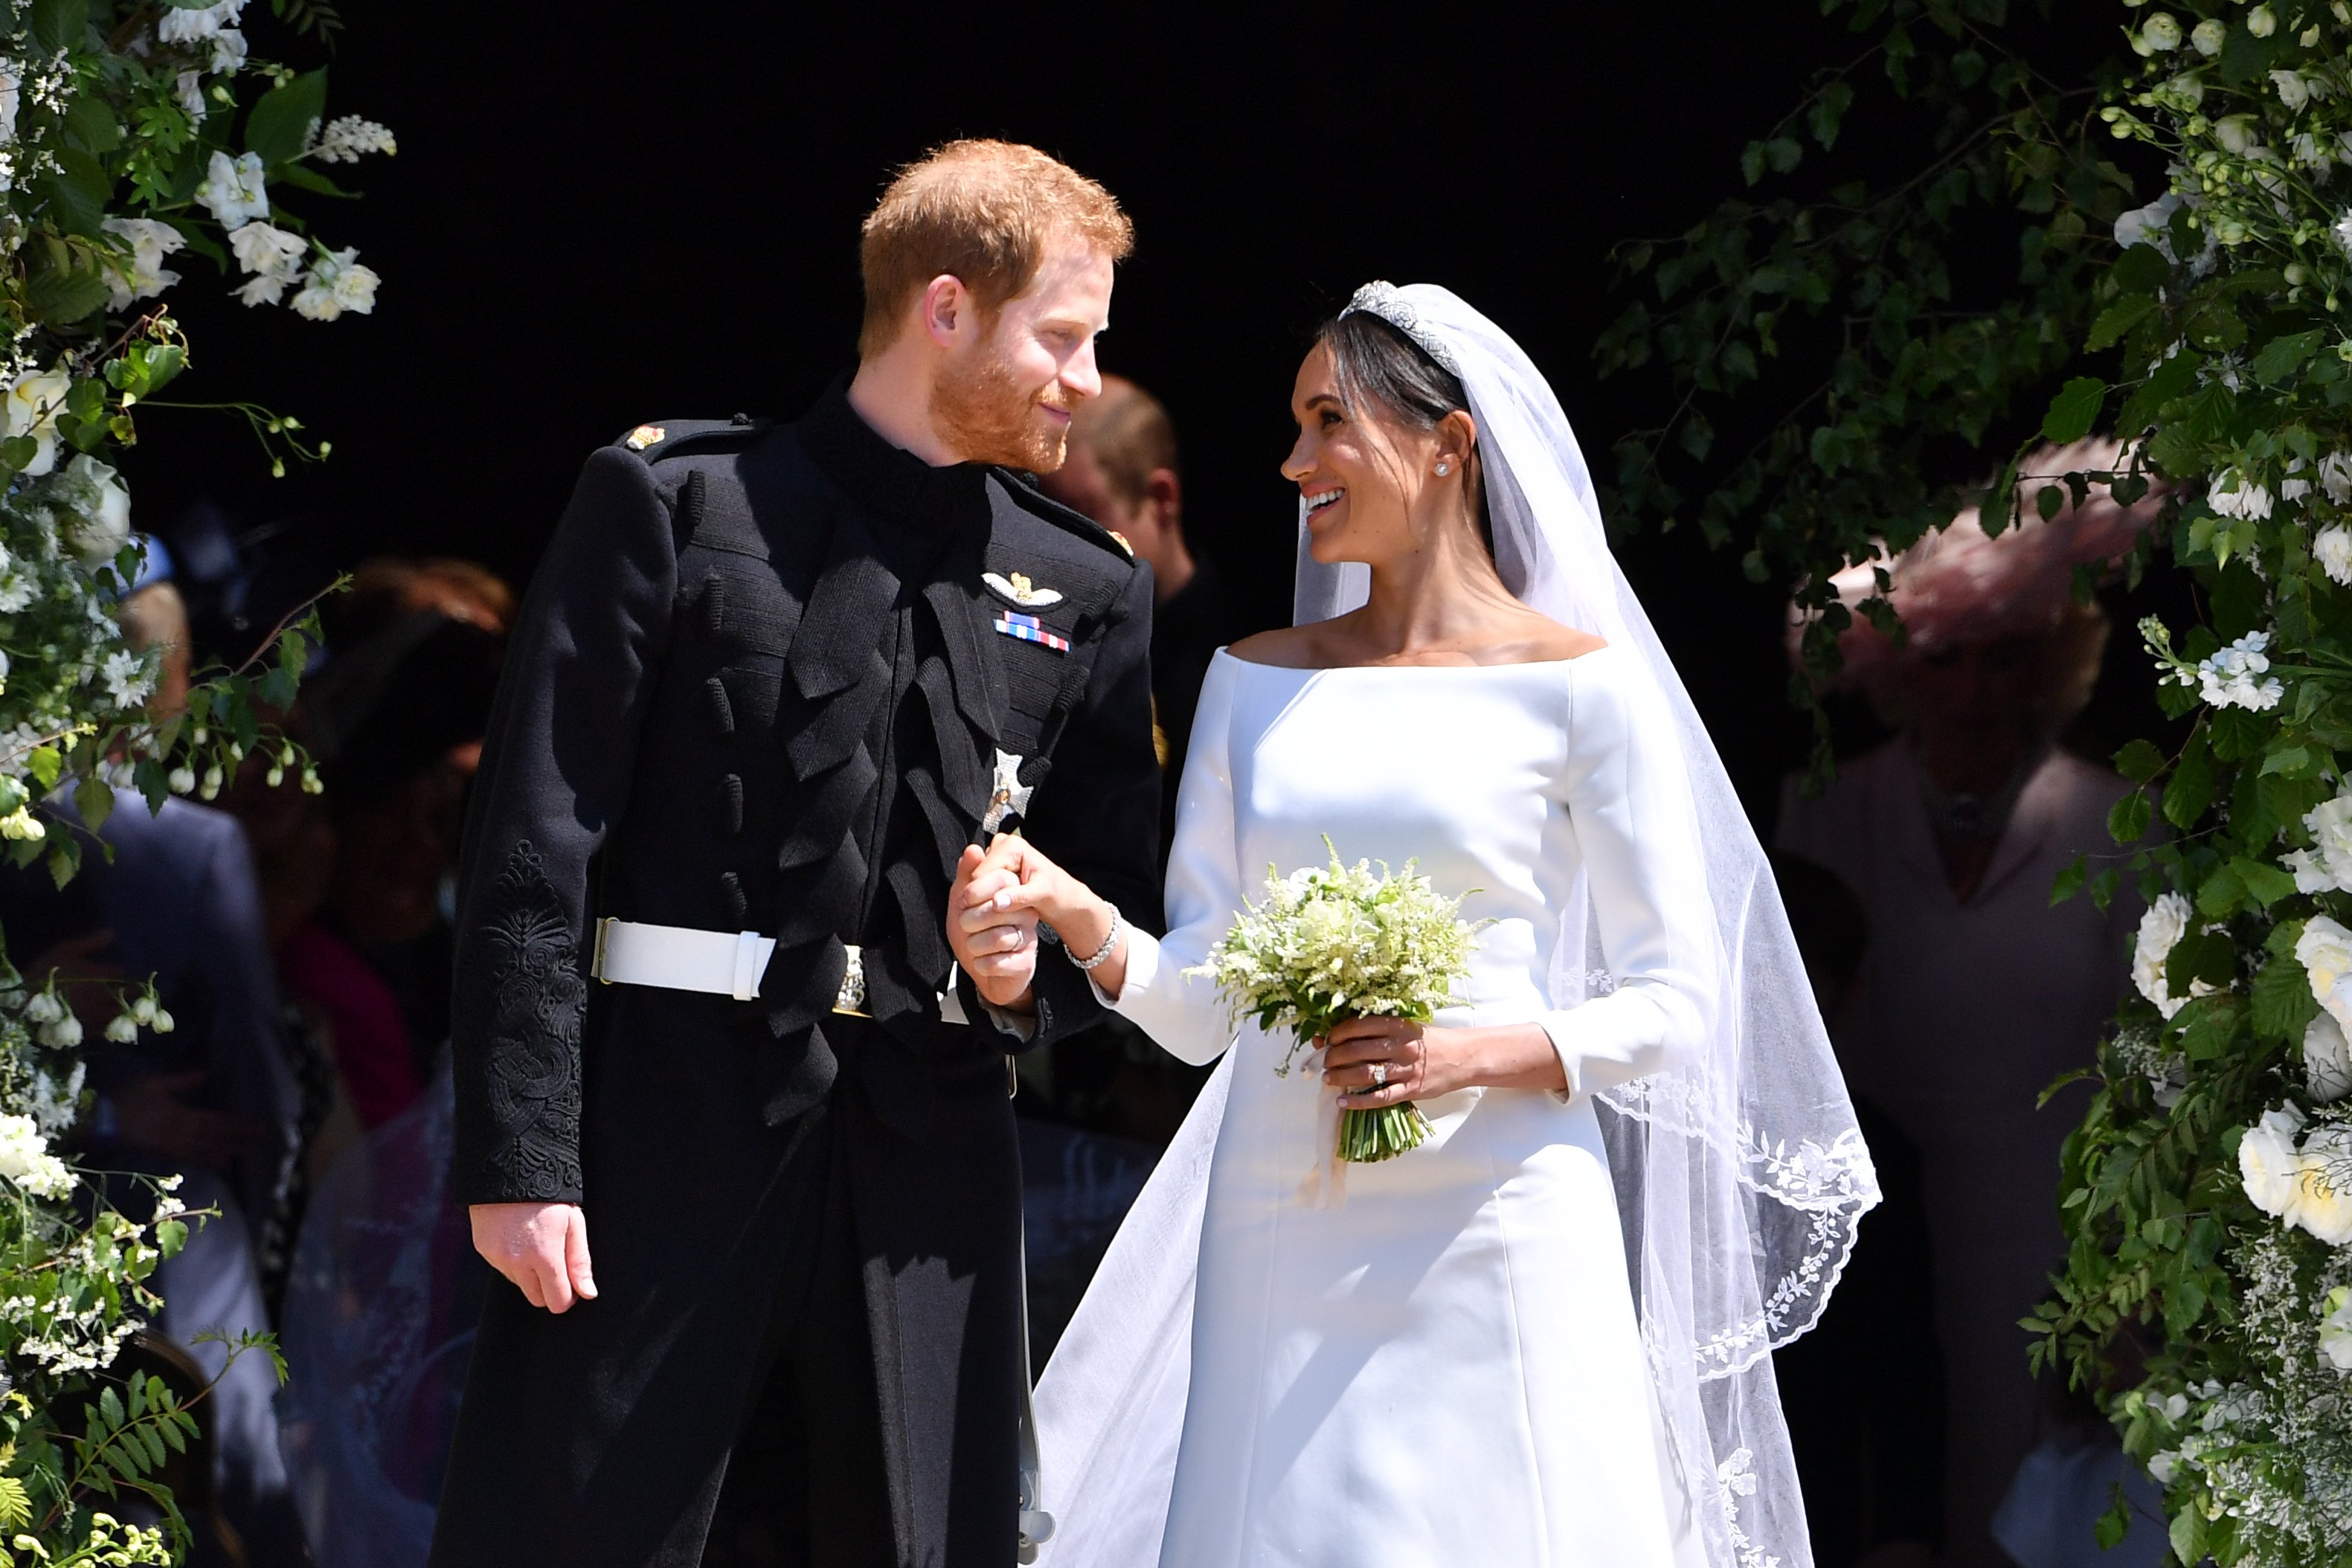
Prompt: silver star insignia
<box><xmin>983</xmin><ymin>748</ymin><xmax>1033</xmax><ymax>833</ymax></box>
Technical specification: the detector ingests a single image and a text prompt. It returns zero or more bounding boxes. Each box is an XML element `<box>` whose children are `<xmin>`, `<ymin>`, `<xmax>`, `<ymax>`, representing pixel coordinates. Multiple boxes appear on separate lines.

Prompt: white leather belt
<box><xmin>591</xmin><ymin>918</ymin><xmax>968</xmax><ymax>1024</ymax></box>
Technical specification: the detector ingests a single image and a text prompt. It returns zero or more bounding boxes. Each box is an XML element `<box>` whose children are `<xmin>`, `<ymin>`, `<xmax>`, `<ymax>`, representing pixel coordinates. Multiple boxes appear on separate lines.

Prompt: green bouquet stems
<box><xmin>1339</xmin><ymin>1101</ymin><xmax>1433</xmax><ymax>1163</ymax></box>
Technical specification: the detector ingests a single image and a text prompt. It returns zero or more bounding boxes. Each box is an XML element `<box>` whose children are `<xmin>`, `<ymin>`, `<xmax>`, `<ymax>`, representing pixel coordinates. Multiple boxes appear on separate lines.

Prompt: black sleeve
<box><xmin>1015</xmin><ymin>559</ymin><xmax>1162</xmax><ymax>1048</ymax></box>
<box><xmin>449</xmin><ymin>449</ymin><xmax>678</xmax><ymax>1206</ymax></box>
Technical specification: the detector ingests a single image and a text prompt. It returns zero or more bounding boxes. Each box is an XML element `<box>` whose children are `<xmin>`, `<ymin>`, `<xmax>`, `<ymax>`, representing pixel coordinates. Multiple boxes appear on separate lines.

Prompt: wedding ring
<box><xmin>1370</xmin><ymin>1061</ymin><xmax>1389</xmax><ymax>1086</ymax></box>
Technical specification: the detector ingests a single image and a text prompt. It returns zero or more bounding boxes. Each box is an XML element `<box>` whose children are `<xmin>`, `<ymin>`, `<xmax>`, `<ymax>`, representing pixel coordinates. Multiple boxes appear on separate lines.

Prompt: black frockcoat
<box><xmin>428</xmin><ymin>385</ymin><xmax>1161</xmax><ymax>1567</ymax></box>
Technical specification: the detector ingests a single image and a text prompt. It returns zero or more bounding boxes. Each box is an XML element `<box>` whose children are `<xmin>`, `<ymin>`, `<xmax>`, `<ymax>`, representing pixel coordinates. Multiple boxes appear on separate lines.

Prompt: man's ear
<box><xmin>1145</xmin><ymin>467</ymin><xmax>1183</xmax><ymax>536</ymax></box>
<box><xmin>920</xmin><ymin>274</ymin><xmax>972</xmax><ymax>349</ymax></box>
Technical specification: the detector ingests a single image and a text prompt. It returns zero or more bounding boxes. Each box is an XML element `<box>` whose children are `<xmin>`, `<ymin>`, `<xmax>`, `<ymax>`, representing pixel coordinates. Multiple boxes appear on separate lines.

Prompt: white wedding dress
<box><xmin>1044</xmin><ymin>643</ymin><xmax>1720</xmax><ymax>1567</ymax></box>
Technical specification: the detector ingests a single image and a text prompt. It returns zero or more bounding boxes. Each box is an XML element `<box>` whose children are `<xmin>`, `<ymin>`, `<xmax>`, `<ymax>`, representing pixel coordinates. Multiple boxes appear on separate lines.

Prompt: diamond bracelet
<box><xmin>1070</xmin><ymin>907</ymin><xmax>1124</xmax><ymax>972</ymax></box>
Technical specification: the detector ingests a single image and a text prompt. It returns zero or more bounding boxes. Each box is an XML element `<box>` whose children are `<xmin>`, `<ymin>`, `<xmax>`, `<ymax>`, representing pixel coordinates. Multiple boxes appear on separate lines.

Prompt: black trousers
<box><xmin>699</xmin><ymin>1111</ymin><xmax>895</xmax><ymax>1568</ymax></box>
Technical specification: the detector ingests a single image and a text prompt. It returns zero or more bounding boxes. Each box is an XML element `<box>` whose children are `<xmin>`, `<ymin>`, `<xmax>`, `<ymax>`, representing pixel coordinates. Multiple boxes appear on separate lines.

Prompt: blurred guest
<box><xmin>61</xmin><ymin>564</ymin><xmax>306</xmax><ymax>1561</ymax></box>
<box><xmin>1034</xmin><ymin>377</ymin><xmax>1244</xmax><ymax>1148</ymax></box>
<box><xmin>1776</xmin><ymin>441</ymin><xmax>2158</xmax><ymax>1568</ymax></box>
<box><xmin>1766</xmin><ymin>852</ymin><xmax>1944</xmax><ymax>1568</ymax></box>
<box><xmin>1038</xmin><ymin>373</ymin><xmax>1247</xmax><ymax>820</ymax></box>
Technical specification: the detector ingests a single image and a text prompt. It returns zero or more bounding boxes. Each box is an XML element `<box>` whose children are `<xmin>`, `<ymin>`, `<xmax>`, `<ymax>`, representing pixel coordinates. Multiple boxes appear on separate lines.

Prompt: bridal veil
<box><xmin>1035</xmin><ymin>283</ymin><xmax>1880</xmax><ymax>1568</ymax></box>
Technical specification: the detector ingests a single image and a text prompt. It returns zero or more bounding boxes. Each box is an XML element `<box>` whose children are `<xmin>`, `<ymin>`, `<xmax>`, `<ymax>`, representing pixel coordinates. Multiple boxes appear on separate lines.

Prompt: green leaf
<box><xmin>2086</xmin><ymin>295</ymin><xmax>2157</xmax><ymax>353</ymax></box>
<box><xmin>2252</xmin><ymin>952</ymin><xmax>2320</xmax><ymax>1041</ymax></box>
<box><xmin>2261</xmin><ymin>743</ymin><xmax>2314</xmax><ymax>778</ymax></box>
<box><xmin>276</xmin><ymin>161</ymin><xmax>356</xmax><ymax>199</ymax></box>
<box><xmin>2118</xmin><ymin>350</ymin><xmax>2201</xmax><ymax>435</ymax></box>
<box><xmin>2051</xmin><ymin>853</ymin><xmax>2086</xmax><ymax>906</ymax></box>
<box><xmin>97</xmin><ymin>1387</ymin><xmax>123</xmax><ymax>1436</ymax></box>
<box><xmin>2252</xmin><ymin>327</ymin><xmax>2325</xmax><ymax>386</ymax></box>
<box><xmin>2110</xmin><ymin>790</ymin><xmax>2153</xmax><ymax>846</ymax></box>
<box><xmin>1807</xmin><ymin>81</ymin><xmax>1855</xmax><ymax>150</ymax></box>
<box><xmin>2163</xmin><ymin>730</ymin><xmax>2215</xmax><ymax>829</ymax></box>
<box><xmin>2041</xmin><ymin>377</ymin><xmax>2107</xmax><ymax>445</ymax></box>
<box><xmin>24</xmin><ymin>243</ymin><xmax>111</xmax><ymax>327</ymax></box>
<box><xmin>26</xmin><ymin>747</ymin><xmax>62</xmax><ymax>793</ymax></box>
<box><xmin>2230</xmin><ymin>855</ymin><xmax>2298</xmax><ymax>909</ymax></box>
<box><xmin>2113</xmin><ymin>739</ymin><xmax>2166</xmax><ymax>784</ymax></box>
<box><xmin>245</xmin><ymin>69</ymin><xmax>329</xmax><ymax>168</ymax></box>
<box><xmin>27</xmin><ymin>0</ymin><xmax>89</xmax><ymax>52</ymax></box>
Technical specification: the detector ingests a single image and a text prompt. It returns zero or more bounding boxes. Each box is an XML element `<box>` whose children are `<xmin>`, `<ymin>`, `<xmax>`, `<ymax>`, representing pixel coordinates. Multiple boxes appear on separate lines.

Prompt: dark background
<box><xmin>118</xmin><ymin>2</ymin><xmax>2165</xmax><ymax>819</ymax></box>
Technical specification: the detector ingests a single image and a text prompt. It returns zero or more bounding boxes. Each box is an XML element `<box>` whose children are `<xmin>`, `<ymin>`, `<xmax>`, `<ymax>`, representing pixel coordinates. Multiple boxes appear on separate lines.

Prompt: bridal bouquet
<box><xmin>1190</xmin><ymin>841</ymin><xmax>1485</xmax><ymax>1163</ymax></box>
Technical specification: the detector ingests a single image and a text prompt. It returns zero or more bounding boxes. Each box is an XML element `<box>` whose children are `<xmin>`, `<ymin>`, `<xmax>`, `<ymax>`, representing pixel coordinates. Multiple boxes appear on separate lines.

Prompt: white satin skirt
<box><xmin>1158</xmin><ymin>1024</ymin><xmax>1699</xmax><ymax>1567</ymax></box>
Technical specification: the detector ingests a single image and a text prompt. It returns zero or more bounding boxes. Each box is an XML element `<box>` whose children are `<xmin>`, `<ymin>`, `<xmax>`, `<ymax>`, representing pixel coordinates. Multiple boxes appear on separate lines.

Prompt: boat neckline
<box><xmin>1212</xmin><ymin>643</ymin><xmax>1618</xmax><ymax>673</ymax></box>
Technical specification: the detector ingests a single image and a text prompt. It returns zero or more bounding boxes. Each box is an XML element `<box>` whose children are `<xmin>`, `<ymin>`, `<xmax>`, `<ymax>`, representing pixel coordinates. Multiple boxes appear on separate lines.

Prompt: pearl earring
<box><xmin>1435</xmin><ymin>462</ymin><xmax>1450</xmax><ymax>477</ymax></box>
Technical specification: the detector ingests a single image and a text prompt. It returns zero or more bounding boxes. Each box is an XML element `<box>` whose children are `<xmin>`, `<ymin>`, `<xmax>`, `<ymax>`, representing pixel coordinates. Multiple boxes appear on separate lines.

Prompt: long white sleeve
<box><xmin>1099</xmin><ymin>654</ymin><xmax>1244</xmax><ymax>1065</ymax></box>
<box><xmin>1539</xmin><ymin>653</ymin><xmax>1719</xmax><ymax>1099</ymax></box>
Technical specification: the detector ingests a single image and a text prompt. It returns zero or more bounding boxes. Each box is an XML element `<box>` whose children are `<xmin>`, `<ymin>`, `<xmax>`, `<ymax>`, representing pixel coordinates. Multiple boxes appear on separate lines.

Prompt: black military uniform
<box><xmin>428</xmin><ymin>383</ymin><xmax>1160</xmax><ymax>1568</ymax></box>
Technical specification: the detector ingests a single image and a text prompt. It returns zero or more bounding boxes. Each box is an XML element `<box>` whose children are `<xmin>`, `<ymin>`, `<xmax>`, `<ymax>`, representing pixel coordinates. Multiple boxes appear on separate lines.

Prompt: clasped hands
<box><xmin>946</xmin><ymin>833</ymin><xmax>1121</xmax><ymax>1009</ymax></box>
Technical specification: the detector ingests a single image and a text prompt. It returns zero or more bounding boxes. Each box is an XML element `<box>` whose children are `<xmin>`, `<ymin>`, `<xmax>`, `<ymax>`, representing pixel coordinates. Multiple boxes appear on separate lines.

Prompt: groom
<box><xmin>429</xmin><ymin>140</ymin><xmax>1161</xmax><ymax>1567</ymax></box>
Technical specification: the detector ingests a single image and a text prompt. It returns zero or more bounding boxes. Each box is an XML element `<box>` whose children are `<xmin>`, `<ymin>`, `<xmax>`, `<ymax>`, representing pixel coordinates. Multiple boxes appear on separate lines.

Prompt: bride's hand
<box><xmin>1323</xmin><ymin>1018</ymin><xmax>1568</xmax><ymax>1102</ymax></box>
<box><xmin>1323</xmin><ymin>1018</ymin><xmax>1459</xmax><ymax>1105</ymax></box>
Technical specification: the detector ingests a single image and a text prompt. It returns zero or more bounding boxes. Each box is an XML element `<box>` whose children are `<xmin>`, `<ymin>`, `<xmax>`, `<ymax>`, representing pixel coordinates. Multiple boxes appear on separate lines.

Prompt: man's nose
<box><xmin>1062</xmin><ymin>342</ymin><xmax>1103</xmax><ymax>402</ymax></box>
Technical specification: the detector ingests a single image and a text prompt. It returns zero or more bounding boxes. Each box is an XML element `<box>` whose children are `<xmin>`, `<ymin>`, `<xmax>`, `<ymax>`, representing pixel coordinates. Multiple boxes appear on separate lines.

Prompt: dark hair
<box><xmin>1315</xmin><ymin>311</ymin><xmax>1493</xmax><ymax>556</ymax></box>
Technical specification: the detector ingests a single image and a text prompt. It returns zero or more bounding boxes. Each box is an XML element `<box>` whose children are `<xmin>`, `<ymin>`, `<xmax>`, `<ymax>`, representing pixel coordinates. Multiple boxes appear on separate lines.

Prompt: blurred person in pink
<box><xmin>1776</xmin><ymin>440</ymin><xmax>2157</xmax><ymax>1568</ymax></box>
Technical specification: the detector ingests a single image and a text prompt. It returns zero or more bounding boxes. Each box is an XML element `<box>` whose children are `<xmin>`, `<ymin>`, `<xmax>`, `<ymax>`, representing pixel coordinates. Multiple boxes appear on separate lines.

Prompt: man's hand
<box><xmin>470</xmin><ymin>1201</ymin><xmax>597</xmax><ymax>1313</ymax></box>
<box><xmin>950</xmin><ymin>837</ymin><xmax>1043</xmax><ymax>1010</ymax></box>
<box><xmin>113</xmin><ymin>1070</ymin><xmax>261</xmax><ymax>1170</ymax></box>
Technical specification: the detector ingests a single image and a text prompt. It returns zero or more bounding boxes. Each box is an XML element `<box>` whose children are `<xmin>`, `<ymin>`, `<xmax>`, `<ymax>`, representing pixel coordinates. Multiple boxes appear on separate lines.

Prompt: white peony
<box><xmin>3</xmin><ymin>365</ymin><xmax>71</xmax><ymax>478</ymax></box>
<box><xmin>2241</xmin><ymin>1103</ymin><xmax>2309</xmax><ymax>1218</ymax></box>
<box><xmin>2198</xmin><ymin>631</ymin><xmax>2286</xmax><ymax>711</ymax></box>
<box><xmin>195</xmin><ymin>149</ymin><xmax>269</xmax><ymax>229</ymax></box>
<box><xmin>98</xmin><ymin>216</ymin><xmax>185</xmax><ymax>312</ymax></box>
<box><xmin>2136</xmin><ymin>892</ymin><xmax>2197</xmax><ymax>1017</ymax></box>
<box><xmin>2318</xmin><ymin>525</ymin><xmax>2352</xmax><ymax>586</ymax></box>
<box><xmin>2310</xmin><ymin>1012</ymin><xmax>2352</xmax><ymax>1102</ymax></box>
<box><xmin>0</xmin><ymin>1114</ymin><xmax>71</xmax><ymax>1200</ymax></box>
<box><xmin>2294</xmin><ymin>1123</ymin><xmax>2352</xmax><ymax>1244</ymax></box>
<box><xmin>156</xmin><ymin>0</ymin><xmax>246</xmax><ymax>43</ymax></box>
<box><xmin>2192</xmin><ymin>16</ymin><xmax>2227</xmax><ymax>53</ymax></box>
<box><xmin>2211</xmin><ymin>469</ymin><xmax>2275</xmax><ymax>520</ymax></box>
<box><xmin>2299</xmin><ymin>793</ymin><xmax>2352</xmax><ymax>894</ymax></box>
<box><xmin>2322</xmin><ymin>1287</ymin><xmax>2352</xmax><ymax>1372</ymax></box>
<box><xmin>2325</xmin><ymin>450</ymin><xmax>2352</xmax><ymax>504</ymax></box>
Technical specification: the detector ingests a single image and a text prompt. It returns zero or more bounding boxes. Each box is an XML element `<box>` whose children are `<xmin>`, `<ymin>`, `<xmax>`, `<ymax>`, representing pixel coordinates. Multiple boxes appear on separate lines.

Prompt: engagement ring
<box><xmin>1371</xmin><ymin>1062</ymin><xmax>1389</xmax><ymax>1086</ymax></box>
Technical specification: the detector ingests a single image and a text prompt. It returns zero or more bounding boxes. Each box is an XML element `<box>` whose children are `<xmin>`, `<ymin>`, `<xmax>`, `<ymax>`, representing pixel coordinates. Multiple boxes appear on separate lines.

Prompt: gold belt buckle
<box><xmin>832</xmin><ymin>942</ymin><xmax>872</xmax><ymax>1018</ymax></box>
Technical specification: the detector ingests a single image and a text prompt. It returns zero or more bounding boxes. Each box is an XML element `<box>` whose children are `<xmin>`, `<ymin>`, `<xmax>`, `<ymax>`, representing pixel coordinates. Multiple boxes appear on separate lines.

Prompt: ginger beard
<box><xmin>931</xmin><ymin>319</ymin><xmax>1075</xmax><ymax>472</ymax></box>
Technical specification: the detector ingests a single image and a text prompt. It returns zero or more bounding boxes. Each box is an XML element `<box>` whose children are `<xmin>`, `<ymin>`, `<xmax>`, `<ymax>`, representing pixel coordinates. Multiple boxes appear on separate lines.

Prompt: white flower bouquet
<box><xmin>1189</xmin><ymin>841</ymin><xmax>1485</xmax><ymax>1163</ymax></box>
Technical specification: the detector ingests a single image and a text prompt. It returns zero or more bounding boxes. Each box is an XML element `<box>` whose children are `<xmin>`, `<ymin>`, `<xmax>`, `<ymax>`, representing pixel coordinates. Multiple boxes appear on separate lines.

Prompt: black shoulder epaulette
<box><xmin>992</xmin><ymin>466</ymin><xmax>1140</xmax><ymax>565</ymax></box>
<box><xmin>612</xmin><ymin>414</ymin><xmax>773</xmax><ymax>463</ymax></box>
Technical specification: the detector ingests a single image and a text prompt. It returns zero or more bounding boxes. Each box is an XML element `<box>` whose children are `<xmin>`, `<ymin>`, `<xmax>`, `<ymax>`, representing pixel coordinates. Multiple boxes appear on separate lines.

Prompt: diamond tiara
<box><xmin>1339</xmin><ymin>281</ymin><xmax>1463</xmax><ymax>376</ymax></box>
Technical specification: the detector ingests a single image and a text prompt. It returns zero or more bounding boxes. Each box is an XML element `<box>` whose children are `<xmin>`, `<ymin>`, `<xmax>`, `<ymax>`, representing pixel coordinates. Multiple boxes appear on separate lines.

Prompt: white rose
<box><xmin>2304</xmin><ymin>915</ymin><xmax>2352</xmax><ymax>1036</ymax></box>
<box><xmin>194</xmin><ymin>149</ymin><xmax>269</xmax><ymax>230</ymax></box>
<box><xmin>2322</xmin><ymin>1286</ymin><xmax>2352</xmax><ymax>1372</ymax></box>
<box><xmin>2303</xmin><ymin>794</ymin><xmax>2352</xmax><ymax>893</ymax></box>
<box><xmin>57</xmin><ymin>454</ymin><xmax>130</xmax><ymax>563</ymax></box>
<box><xmin>2136</xmin><ymin>891</ymin><xmax>2197</xmax><ymax>1016</ymax></box>
<box><xmin>2142</xmin><ymin>12</ymin><xmax>2184</xmax><ymax>49</ymax></box>
<box><xmin>3</xmin><ymin>366</ymin><xmax>71</xmax><ymax>478</ymax></box>
<box><xmin>2294</xmin><ymin>1123</ymin><xmax>2352</xmax><ymax>1244</ymax></box>
<box><xmin>2309</xmin><ymin>1012</ymin><xmax>2352</xmax><ymax>1102</ymax></box>
<box><xmin>2241</xmin><ymin>1103</ymin><xmax>2309</xmax><ymax>1218</ymax></box>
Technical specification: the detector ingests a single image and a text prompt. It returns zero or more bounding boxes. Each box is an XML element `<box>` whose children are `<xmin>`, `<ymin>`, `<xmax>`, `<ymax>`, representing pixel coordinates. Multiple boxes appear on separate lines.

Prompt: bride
<box><xmin>950</xmin><ymin>284</ymin><xmax>1879</xmax><ymax>1567</ymax></box>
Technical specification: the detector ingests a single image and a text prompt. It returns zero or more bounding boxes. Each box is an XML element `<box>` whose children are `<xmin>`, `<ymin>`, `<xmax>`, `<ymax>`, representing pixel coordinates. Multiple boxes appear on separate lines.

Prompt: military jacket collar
<box><xmin>797</xmin><ymin>379</ymin><xmax>989</xmax><ymax>542</ymax></box>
